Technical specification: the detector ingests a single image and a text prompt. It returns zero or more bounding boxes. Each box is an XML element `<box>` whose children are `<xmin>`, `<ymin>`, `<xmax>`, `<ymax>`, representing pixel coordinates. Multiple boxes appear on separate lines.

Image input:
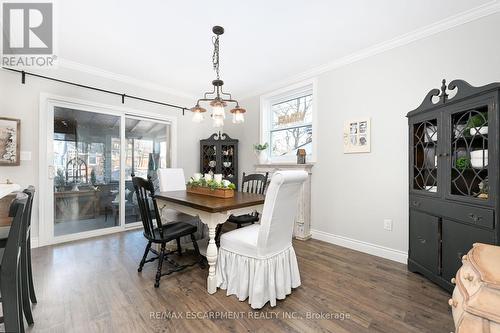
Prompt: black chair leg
<box><xmin>26</xmin><ymin>239</ymin><xmax>37</xmax><ymax>304</ymax></box>
<box><xmin>176</xmin><ymin>238</ymin><xmax>182</xmax><ymax>256</ymax></box>
<box><xmin>17</xmin><ymin>270</ymin><xmax>25</xmax><ymax>333</ymax></box>
<box><xmin>138</xmin><ymin>241</ymin><xmax>152</xmax><ymax>272</ymax></box>
<box><xmin>154</xmin><ymin>244</ymin><xmax>166</xmax><ymax>288</ymax></box>
<box><xmin>190</xmin><ymin>234</ymin><xmax>205</xmax><ymax>269</ymax></box>
<box><xmin>21</xmin><ymin>246</ymin><xmax>34</xmax><ymax>325</ymax></box>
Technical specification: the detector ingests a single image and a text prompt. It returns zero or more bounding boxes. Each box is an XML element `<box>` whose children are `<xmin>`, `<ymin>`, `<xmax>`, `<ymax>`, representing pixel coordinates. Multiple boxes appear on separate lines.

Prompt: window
<box><xmin>261</xmin><ymin>80</ymin><xmax>316</xmax><ymax>162</ymax></box>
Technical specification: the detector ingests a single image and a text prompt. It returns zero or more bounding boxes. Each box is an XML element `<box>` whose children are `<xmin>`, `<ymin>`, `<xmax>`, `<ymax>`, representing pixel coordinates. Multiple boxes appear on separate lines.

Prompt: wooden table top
<box><xmin>155</xmin><ymin>190</ymin><xmax>265</xmax><ymax>213</ymax></box>
<box><xmin>0</xmin><ymin>193</ymin><xmax>17</xmax><ymax>227</ymax></box>
<box><xmin>0</xmin><ymin>184</ymin><xmax>21</xmax><ymax>199</ymax></box>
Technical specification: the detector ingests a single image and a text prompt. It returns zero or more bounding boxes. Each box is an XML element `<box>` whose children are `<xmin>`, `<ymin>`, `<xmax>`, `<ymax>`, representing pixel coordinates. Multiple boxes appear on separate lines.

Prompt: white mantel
<box><xmin>255</xmin><ymin>163</ymin><xmax>314</xmax><ymax>240</ymax></box>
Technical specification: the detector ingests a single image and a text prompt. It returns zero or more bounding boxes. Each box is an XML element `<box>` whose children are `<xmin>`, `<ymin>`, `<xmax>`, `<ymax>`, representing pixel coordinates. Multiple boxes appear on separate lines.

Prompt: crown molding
<box><xmin>240</xmin><ymin>0</ymin><xmax>500</xmax><ymax>100</ymax></box>
<box><xmin>57</xmin><ymin>58</ymin><xmax>197</xmax><ymax>100</ymax></box>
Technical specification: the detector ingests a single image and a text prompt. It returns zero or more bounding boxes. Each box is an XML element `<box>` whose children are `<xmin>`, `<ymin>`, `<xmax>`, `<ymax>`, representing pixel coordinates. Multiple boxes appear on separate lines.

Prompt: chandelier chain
<box><xmin>212</xmin><ymin>35</ymin><xmax>220</xmax><ymax>79</ymax></box>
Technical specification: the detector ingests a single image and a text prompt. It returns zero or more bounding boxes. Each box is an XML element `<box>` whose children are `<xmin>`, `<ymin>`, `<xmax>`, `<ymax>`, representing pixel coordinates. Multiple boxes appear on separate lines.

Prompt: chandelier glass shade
<box><xmin>190</xmin><ymin>104</ymin><xmax>206</xmax><ymax>123</ymax></box>
<box><xmin>230</xmin><ymin>106</ymin><xmax>246</xmax><ymax>124</ymax></box>
<box><xmin>190</xmin><ymin>26</ymin><xmax>246</xmax><ymax>127</ymax></box>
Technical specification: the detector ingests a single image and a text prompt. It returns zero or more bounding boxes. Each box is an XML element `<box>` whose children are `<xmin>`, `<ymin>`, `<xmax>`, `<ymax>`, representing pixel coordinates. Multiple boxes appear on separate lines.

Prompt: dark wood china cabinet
<box><xmin>200</xmin><ymin>132</ymin><xmax>239</xmax><ymax>189</ymax></box>
<box><xmin>407</xmin><ymin>79</ymin><xmax>500</xmax><ymax>292</ymax></box>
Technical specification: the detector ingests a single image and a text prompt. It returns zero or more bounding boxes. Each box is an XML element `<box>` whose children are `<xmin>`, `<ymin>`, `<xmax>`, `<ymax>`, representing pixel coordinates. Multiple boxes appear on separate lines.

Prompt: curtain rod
<box><xmin>2</xmin><ymin>67</ymin><xmax>189</xmax><ymax>115</ymax></box>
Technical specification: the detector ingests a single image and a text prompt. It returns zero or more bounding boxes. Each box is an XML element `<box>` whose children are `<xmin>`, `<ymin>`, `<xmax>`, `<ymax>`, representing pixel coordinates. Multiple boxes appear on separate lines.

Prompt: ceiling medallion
<box><xmin>190</xmin><ymin>26</ymin><xmax>246</xmax><ymax>127</ymax></box>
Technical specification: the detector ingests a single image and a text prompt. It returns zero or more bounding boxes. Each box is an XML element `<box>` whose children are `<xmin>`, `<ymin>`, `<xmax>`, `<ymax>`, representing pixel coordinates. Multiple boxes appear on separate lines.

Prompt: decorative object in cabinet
<box><xmin>407</xmin><ymin>79</ymin><xmax>500</xmax><ymax>292</ymax></box>
<box><xmin>200</xmin><ymin>132</ymin><xmax>238</xmax><ymax>189</ymax></box>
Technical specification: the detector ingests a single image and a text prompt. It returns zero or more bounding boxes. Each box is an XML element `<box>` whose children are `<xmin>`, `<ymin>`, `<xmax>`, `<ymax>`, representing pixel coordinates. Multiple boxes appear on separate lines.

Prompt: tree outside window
<box><xmin>270</xmin><ymin>94</ymin><xmax>313</xmax><ymax>158</ymax></box>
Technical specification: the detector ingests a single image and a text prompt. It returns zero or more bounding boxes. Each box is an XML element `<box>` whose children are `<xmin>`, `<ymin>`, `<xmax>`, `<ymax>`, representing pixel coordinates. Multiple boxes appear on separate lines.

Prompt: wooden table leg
<box><xmin>205</xmin><ymin>215</ymin><xmax>221</xmax><ymax>294</ymax></box>
<box><xmin>156</xmin><ymin>200</ymin><xmax>263</xmax><ymax>294</ymax></box>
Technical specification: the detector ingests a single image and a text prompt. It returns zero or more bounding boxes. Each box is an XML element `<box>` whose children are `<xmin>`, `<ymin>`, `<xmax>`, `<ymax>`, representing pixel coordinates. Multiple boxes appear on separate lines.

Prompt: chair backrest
<box><xmin>2</xmin><ymin>193</ymin><xmax>27</xmax><ymax>281</ymax></box>
<box><xmin>257</xmin><ymin>170</ymin><xmax>307</xmax><ymax>256</ymax></box>
<box><xmin>158</xmin><ymin>168</ymin><xmax>186</xmax><ymax>192</ymax></box>
<box><xmin>132</xmin><ymin>176</ymin><xmax>163</xmax><ymax>239</ymax></box>
<box><xmin>241</xmin><ymin>172</ymin><xmax>269</xmax><ymax>194</ymax></box>
<box><xmin>22</xmin><ymin>186</ymin><xmax>35</xmax><ymax>243</ymax></box>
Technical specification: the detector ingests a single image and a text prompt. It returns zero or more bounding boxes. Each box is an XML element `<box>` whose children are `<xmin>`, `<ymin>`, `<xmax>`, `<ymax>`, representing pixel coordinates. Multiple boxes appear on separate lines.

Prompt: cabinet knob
<box><xmin>417</xmin><ymin>236</ymin><xmax>426</xmax><ymax>244</ymax></box>
<box><xmin>448</xmin><ymin>298</ymin><xmax>458</xmax><ymax>307</ymax></box>
<box><xmin>465</xmin><ymin>274</ymin><xmax>474</xmax><ymax>282</ymax></box>
<box><xmin>467</xmin><ymin>213</ymin><xmax>482</xmax><ymax>222</ymax></box>
<box><xmin>451</xmin><ymin>278</ymin><xmax>456</xmax><ymax>284</ymax></box>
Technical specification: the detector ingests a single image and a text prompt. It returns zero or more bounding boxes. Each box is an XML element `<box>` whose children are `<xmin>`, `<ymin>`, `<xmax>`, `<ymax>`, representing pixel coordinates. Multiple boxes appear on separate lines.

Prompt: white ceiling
<box><xmin>57</xmin><ymin>0</ymin><xmax>494</xmax><ymax>99</ymax></box>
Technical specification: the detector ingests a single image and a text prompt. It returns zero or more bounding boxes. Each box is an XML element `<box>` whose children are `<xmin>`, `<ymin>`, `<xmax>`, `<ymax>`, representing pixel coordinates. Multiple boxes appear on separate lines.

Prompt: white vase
<box><xmin>469</xmin><ymin>127</ymin><xmax>488</xmax><ymax>136</ymax></box>
<box><xmin>470</xmin><ymin>150</ymin><xmax>488</xmax><ymax>168</ymax></box>
<box><xmin>257</xmin><ymin>151</ymin><xmax>268</xmax><ymax>164</ymax></box>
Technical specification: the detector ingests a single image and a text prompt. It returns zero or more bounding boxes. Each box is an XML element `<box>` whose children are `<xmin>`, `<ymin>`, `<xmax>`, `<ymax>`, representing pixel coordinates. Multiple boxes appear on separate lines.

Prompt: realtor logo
<box><xmin>2</xmin><ymin>2</ymin><xmax>55</xmax><ymax>67</ymax></box>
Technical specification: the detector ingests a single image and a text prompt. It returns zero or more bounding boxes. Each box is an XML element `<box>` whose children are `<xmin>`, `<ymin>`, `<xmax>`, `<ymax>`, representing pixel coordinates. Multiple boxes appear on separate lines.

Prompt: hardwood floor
<box><xmin>23</xmin><ymin>230</ymin><xmax>453</xmax><ymax>333</ymax></box>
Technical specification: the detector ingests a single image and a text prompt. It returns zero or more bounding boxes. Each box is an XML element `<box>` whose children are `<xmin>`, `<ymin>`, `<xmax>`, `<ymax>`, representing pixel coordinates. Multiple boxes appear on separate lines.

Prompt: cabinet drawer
<box><xmin>410</xmin><ymin>196</ymin><xmax>494</xmax><ymax>229</ymax></box>
<box><xmin>409</xmin><ymin>210</ymin><xmax>440</xmax><ymax>275</ymax></box>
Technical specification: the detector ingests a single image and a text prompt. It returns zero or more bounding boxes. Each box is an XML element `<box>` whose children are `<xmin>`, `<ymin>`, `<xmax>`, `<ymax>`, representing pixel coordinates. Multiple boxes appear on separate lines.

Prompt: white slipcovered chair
<box><xmin>158</xmin><ymin>168</ymin><xmax>207</xmax><ymax>243</ymax></box>
<box><xmin>158</xmin><ymin>168</ymin><xmax>186</xmax><ymax>193</ymax></box>
<box><xmin>216</xmin><ymin>170</ymin><xmax>307</xmax><ymax>309</ymax></box>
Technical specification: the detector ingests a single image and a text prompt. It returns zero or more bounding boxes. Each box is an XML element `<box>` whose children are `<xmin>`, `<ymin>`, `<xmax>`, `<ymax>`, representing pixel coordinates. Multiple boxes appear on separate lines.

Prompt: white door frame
<box><xmin>38</xmin><ymin>93</ymin><xmax>178</xmax><ymax>247</ymax></box>
<box><xmin>122</xmin><ymin>114</ymin><xmax>174</xmax><ymax>229</ymax></box>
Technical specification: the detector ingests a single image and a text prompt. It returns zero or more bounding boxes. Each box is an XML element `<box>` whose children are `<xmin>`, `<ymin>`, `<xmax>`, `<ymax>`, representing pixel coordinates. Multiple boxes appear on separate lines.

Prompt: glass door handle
<box><xmin>48</xmin><ymin>165</ymin><xmax>55</xmax><ymax>179</ymax></box>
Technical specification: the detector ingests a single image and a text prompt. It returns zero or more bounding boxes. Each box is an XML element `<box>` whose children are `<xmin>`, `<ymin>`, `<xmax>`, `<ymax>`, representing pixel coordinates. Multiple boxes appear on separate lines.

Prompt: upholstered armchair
<box><xmin>158</xmin><ymin>168</ymin><xmax>207</xmax><ymax>244</ymax></box>
<box><xmin>216</xmin><ymin>170</ymin><xmax>307</xmax><ymax>309</ymax></box>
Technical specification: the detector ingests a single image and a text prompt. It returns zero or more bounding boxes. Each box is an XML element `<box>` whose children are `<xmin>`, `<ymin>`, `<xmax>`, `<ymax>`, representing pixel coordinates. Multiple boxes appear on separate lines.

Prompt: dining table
<box><xmin>155</xmin><ymin>190</ymin><xmax>265</xmax><ymax>294</ymax></box>
<box><xmin>0</xmin><ymin>184</ymin><xmax>21</xmax><ymax>238</ymax></box>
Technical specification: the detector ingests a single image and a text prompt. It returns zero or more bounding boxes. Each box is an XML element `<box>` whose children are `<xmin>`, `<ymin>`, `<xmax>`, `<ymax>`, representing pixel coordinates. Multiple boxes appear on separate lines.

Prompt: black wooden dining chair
<box><xmin>132</xmin><ymin>176</ymin><xmax>203</xmax><ymax>288</ymax></box>
<box><xmin>215</xmin><ymin>172</ymin><xmax>268</xmax><ymax>245</ymax></box>
<box><xmin>0</xmin><ymin>193</ymin><xmax>27</xmax><ymax>333</ymax></box>
<box><xmin>20</xmin><ymin>186</ymin><xmax>36</xmax><ymax>324</ymax></box>
<box><xmin>0</xmin><ymin>186</ymin><xmax>36</xmax><ymax>328</ymax></box>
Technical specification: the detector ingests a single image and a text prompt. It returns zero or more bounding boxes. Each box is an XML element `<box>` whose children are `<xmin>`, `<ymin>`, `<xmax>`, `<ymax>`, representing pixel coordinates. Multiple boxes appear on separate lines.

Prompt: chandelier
<box><xmin>190</xmin><ymin>26</ymin><xmax>246</xmax><ymax>127</ymax></box>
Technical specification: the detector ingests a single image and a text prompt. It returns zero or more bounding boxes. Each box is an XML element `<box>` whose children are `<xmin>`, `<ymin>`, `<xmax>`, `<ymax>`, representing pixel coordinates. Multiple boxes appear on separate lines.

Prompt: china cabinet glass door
<box><xmin>411</xmin><ymin>117</ymin><xmax>440</xmax><ymax>195</ymax></box>
<box><xmin>446</xmin><ymin>103</ymin><xmax>494</xmax><ymax>205</ymax></box>
<box><xmin>201</xmin><ymin>144</ymin><xmax>217</xmax><ymax>175</ymax></box>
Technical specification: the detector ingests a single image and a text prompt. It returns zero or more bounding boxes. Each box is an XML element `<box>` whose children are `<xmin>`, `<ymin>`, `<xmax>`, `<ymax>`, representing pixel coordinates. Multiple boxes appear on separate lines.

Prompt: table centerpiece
<box><xmin>186</xmin><ymin>173</ymin><xmax>236</xmax><ymax>198</ymax></box>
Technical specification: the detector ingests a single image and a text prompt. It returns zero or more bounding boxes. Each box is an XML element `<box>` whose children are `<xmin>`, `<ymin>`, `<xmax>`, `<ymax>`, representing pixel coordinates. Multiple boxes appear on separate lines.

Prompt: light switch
<box><xmin>383</xmin><ymin>219</ymin><xmax>393</xmax><ymax>231</ymax></box>
<box><xmin>20</xmin><ymin>151</ymin><xmax>32</xmax><ymax>161</ymax></box>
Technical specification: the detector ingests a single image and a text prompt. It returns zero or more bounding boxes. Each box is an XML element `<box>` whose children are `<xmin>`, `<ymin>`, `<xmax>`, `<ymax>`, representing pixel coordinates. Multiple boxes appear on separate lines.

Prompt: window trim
<box><xmin>260</xmin><ymin>78</ymin><xmax>317</xmax><ymax>163</ymax></box>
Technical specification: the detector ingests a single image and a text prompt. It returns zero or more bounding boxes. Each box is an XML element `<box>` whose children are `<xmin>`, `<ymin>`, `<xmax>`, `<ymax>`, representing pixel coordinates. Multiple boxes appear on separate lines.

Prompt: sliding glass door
<box><xmin>124</xmin><ymin>116</ymin><xmax>170</xmax><ymax>224</ymax></box>
<box><xmin>53</xmin><ymin>107</ymin><xmax>121</xmax><ymax>236</ymax></box>
<box><xmin>44</xmin><ymin>99</ymin><xmax>173</xmax><ymax>244</ymax></box>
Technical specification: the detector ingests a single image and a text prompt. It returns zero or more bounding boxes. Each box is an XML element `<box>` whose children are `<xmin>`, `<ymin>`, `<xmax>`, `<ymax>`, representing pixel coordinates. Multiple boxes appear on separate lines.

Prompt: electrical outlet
<box><xmin>383</xmin><ymin>219</ymin><xmax>393</xmax><ymax>231</ymax></box>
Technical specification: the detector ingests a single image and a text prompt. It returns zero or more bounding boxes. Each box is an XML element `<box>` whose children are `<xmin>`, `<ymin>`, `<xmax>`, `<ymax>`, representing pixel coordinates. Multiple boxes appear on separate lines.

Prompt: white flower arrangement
<box><xmin>187</xmin><ymin>173</ymin><xmax>235</xmax><ymax>190</ymax></box>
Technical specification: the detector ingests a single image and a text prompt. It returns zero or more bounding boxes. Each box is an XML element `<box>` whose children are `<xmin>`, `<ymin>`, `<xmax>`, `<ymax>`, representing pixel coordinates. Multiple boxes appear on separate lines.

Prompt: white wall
<box><xmin>224</xmin><ymin>13</ymin><xmax>500</xmax><ymax>260</ymax></box>
<box><xmin>0</xmin><ymin>66</ymin><xmax>212</xmax><ymax>240</ymax></box>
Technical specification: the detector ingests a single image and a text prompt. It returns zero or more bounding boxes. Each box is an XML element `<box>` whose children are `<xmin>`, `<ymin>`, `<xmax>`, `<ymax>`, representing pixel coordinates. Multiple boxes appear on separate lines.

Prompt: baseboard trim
<box><xmin>310</xmin><ymin>229</ymin><xmax>408</xmax><ymax>264</ymax></box>
<box><xmin>31</xmin><ymin>237</ymin><xmax>39</xmax><ymax>249</ymax></box>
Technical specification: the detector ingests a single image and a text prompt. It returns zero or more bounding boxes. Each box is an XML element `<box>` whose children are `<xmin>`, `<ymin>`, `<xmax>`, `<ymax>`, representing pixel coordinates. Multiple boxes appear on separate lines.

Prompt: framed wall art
<box><xmin>343</xmin><ymin>118</ymin><xmax>370</xmax><ymax>153</ymax></box>
<box><xmin>0</xmin><ymin>117</ymin><xmax>21</xmax><ymax>166</ymax></box>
